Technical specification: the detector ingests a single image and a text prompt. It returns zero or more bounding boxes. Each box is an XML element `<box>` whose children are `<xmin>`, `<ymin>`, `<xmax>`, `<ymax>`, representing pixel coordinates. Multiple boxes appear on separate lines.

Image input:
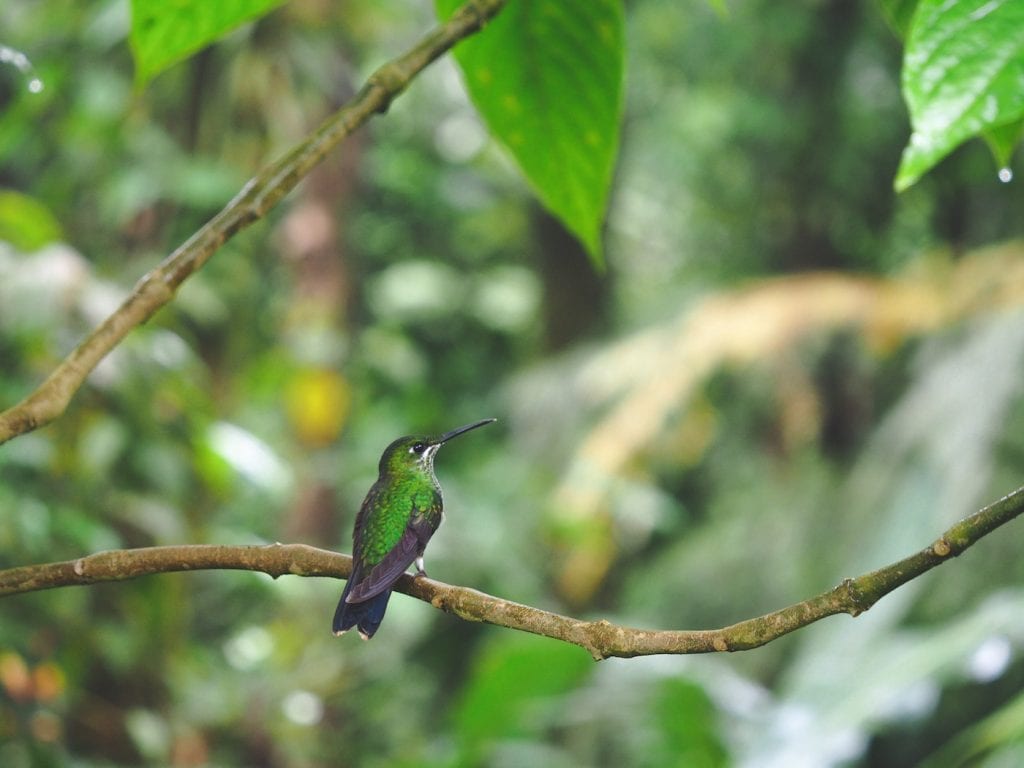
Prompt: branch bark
<box><xmin>3</xmin><ymin>484</ymin><xmax>1023</xmax><ymax>660</ymax></box>
<box><xmin>0</xmin><ymin>0</ymin><xmax>508</xmax><ymax>447</ymax></box>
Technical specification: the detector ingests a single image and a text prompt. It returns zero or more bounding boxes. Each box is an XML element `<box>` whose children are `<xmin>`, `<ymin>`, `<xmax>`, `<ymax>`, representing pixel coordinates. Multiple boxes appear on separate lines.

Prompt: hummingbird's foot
<box><xmin>414</xmin><ymin>556</ymin><xmax>427</xmax><ymax>578</ymax></box>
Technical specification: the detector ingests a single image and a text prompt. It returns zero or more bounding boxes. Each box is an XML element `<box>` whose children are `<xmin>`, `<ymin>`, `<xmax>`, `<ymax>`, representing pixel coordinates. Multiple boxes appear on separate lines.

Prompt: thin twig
<box><xmin>0</xmin><ymin>0</ymin><xmax>508</xmax><ymax>446</ymax></box>
<box><xmin>3</xmin><ymin>485</ymin><xmax>1022</xmax><ymax>660</ymax></box>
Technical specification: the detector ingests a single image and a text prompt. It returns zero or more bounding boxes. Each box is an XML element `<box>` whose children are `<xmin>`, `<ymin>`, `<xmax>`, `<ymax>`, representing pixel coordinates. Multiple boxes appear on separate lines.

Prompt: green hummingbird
<box><xmin>333</xmin><ymin>418</ymin><xmax>496</xmax><ymax>639</ymax></box>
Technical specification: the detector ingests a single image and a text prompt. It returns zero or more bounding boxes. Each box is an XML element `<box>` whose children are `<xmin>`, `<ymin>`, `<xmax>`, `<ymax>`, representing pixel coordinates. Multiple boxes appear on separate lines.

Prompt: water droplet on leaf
<box><xmin>998</xmin><ymin>167</ymin><xmax>1013</xmax><ymax>183</ymax></box>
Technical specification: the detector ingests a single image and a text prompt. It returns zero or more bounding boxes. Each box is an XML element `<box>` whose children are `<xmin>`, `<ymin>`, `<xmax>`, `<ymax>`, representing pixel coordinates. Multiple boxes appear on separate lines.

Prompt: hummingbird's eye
<box><xmin>410</xmin><ymin>442</ymin><xmax>426</xmax><ymax>454</ymax></box>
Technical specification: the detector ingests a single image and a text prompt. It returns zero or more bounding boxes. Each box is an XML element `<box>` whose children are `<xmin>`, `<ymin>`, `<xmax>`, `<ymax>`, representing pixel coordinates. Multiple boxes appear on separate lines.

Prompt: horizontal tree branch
<box><xmin>0</xmin><ymin>0</ymin><xmax>508</xmax><ymax>447</ymax></box>
<box><xmin>4</xmin><ymin>484</ymin><xmax>1023</xmax><ymax>660</ymax></box>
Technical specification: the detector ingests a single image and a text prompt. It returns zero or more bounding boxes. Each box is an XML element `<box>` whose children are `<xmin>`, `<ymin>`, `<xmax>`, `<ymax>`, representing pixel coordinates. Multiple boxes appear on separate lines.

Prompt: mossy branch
<box><xmin>3</xmin><ymin>484</ymin><xmax>1022</xmax><ymax>660</ymax></box>
<box><xmin>0</xmin><ymin>0</ymin><xmax>508</xmax><ymax>446</ymax></box>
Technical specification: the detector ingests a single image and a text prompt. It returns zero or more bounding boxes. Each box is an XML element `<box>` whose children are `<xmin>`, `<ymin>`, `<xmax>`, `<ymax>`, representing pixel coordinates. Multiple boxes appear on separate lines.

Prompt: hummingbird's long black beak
<box><xmin>435</xmin><ymin>418</ymin><xmax>497</xmax><ymax>445</ymax></box>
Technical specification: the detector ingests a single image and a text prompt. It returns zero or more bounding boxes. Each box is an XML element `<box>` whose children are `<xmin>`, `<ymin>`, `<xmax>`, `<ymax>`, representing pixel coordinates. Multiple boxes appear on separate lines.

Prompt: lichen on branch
<box><xmin>3</xmin><ymin>484</ymin><xmax>1022</xmax><ymax>659</ymax></box>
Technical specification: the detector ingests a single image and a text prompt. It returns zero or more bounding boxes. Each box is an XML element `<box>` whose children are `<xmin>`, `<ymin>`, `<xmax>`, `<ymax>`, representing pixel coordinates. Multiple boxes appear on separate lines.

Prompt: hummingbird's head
<box><xmin>378</xmin><ymin>418</ymin><xmax>496</xmax><ymax>476</ymax></box>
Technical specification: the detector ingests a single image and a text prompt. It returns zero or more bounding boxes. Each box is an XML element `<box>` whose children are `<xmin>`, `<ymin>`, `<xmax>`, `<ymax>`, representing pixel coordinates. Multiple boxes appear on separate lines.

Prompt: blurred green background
<box><xmin>3</xmin><ymin>1</ymin><xmax>1024</xmax><ymax>766</ymax></box>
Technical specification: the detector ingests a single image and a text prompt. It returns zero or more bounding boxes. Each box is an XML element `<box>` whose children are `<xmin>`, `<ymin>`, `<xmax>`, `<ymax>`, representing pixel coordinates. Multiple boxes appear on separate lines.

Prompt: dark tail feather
<box><xmin>333</xmin><ymin>576</ymin><xmax>392</xmax><ymax>639</ymax></box>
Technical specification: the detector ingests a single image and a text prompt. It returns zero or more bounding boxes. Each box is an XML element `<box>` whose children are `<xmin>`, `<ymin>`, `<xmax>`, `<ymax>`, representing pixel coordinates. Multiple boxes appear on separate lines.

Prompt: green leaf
<box><xmin>436</xmin><ymin>0</ymin><xmax>624</xmax><ymax>267</ymax></box>
<box><xmin>452</xmin><ymin>634</ymin><xmax>593</xmax><ymax>759</ymax></box>
<box><xmin>650</xmin><ymin>678</ymin><xmax>729</xmax><ymax>767</ymax></box>
<box><xmin>895</xmin><ymin>0</ymin><xmax>1024</xmax><ymax>191</ymax></box>
<box><xmin>0</xmin><ymin>190</ymin><xmax>63</xmax><ymax>251</ymax></box>
<box><xmin>129</xmin><ymin>0</ymin><xmax>287</xmax><ymax>86</ymax></box>
<box><xmin>983</xmin><ymin>117</ymin><xmax>1024</xmax><ymax>170</ymax></box>
<box><xmin>875</xmin><ymin>0</ymin><xmax>920</xmax><ymax>37</ymax></box>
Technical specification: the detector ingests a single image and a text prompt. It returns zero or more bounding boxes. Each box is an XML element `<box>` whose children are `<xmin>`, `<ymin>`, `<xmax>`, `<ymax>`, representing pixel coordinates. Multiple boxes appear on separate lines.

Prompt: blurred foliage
<box><xmin>0</xmin><ymin>191</ymin><xmax>62</xmax><ymax>252</ymax></box>
<box><xmin>2</xmin><ymin>1</ymin><xmax>1024</xmax><ymax>767</ymax></box>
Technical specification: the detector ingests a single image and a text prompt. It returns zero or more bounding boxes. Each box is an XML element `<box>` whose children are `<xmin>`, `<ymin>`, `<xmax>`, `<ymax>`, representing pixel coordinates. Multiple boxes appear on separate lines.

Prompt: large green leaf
<box><xmin>895</xmin><ymin>0</ymin><xmax>1024</xmax><ymax>191</ymax></box>
<box><xmin>130</xmin><ymin>0</ymin><xmax>287</xmax><ymax>86</ymax></box>
<box><xmin>436</xmin><ymin>0</ymin><xmax>624</xmax><ymax>266</ymax></box>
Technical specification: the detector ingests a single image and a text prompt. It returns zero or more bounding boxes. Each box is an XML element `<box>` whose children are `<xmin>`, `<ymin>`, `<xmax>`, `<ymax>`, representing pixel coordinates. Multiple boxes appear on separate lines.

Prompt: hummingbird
<box><xmin>333</xmin><ymin>418</ymin><xmax>496</xmax><ymax>639</ymax></box>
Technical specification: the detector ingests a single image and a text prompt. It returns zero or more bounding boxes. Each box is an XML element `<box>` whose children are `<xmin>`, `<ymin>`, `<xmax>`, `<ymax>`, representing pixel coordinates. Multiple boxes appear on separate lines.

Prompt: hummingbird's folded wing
<box><xmin>345</xmin><ymin>516</ymin><xmax>434</xmax><ymax>604</ymax></box>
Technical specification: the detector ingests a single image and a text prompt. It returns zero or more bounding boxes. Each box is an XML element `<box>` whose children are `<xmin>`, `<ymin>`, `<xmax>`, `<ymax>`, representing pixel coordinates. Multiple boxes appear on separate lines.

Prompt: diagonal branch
<box><xmin>3</xmin><ymin>484</ymin><xmax>1023</xmax><ymax>660</ymax></box>
<box><xmin>0</xmin><ymin>0</ymin><xmax>508</xmax><ymax>447</ymax></box>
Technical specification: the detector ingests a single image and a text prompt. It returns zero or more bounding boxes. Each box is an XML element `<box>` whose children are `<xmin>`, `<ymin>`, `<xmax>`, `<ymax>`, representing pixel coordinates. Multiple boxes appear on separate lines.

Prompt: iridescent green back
<box><xmin>353</xmin><ymin>436</ymin><xmax>441</xmax><ymax>568</ymax></box>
